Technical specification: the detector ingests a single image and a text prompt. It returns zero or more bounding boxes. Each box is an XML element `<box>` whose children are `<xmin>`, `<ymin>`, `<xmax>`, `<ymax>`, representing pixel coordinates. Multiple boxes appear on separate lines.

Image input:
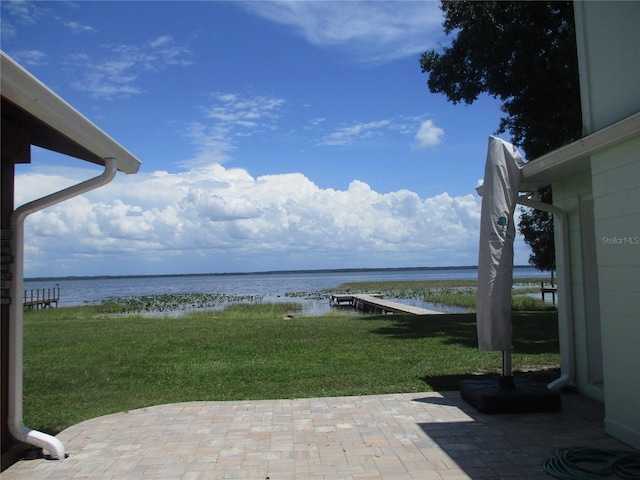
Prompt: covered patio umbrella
<box><xmin>461</xmin><ymin>136</ymin><xmax>560</xmax><ymax>413</ymax></box>
<box><xmin>476</xmin><ymin>136</ymin><xmax>524</xmax><ymax>356</ymax></box>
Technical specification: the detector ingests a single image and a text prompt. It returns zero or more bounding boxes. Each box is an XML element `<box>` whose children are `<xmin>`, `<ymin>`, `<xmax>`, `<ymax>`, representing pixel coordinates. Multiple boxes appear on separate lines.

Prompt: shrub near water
<box><xmin>23</xmin><ymin>301</ymin><xmax>559</xmax><ymax>435</ymax></box>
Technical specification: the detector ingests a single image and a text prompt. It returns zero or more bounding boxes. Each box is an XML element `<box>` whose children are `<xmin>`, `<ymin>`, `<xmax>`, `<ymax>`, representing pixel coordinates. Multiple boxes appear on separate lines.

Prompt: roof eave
<box><xmin>520</xmin><ymin>112</ymin><xmax>640</xmax><ymax>192</ymax></box>
<box><xmin>1</xmin><ymin>51</ymin><xmax>141</xmax><ymax>174</ymax></box>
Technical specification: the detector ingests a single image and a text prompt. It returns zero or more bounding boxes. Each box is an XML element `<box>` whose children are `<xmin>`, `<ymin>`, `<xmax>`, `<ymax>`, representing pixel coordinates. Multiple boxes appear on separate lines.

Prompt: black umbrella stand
<box><xmin>460</xmin><ymin>350</ymin><xmax>561</xmax><ymax>414</ymax></box>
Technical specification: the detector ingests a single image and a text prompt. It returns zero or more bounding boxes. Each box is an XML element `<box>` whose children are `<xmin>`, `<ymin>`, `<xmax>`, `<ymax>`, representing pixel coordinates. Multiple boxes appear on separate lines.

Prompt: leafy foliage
<box><xmin>420</xmin><ymin>1</ymin><xmax>582</xmax><ymax>272</ymax></box>
<box><xmin>420</xmin><ymin>1</ymin><xmax>581</xmax><ymax>159</ymax></box>
<box><xmin>518</xmin><ymin>188</ymin><xmax>556</xmax><ymax>272</ymax></box>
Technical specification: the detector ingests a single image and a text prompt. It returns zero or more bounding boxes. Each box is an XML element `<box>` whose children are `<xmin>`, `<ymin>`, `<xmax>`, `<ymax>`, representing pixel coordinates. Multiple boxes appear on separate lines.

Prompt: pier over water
<box><xmin>23</xmin><ymin>287</ymin><xmax>60</xmax><ymax>310</ymax></box>
<box><xmin>330</xmin><ymin>294</ymin><xmax>443</xmax><ymax>315</ymax></box>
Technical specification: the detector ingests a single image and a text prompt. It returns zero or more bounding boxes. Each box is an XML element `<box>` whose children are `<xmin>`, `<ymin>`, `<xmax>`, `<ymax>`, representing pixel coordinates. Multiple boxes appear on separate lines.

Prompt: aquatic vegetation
<box><xmin>89</xmin><ymin>277</ymin><xmax>555</xmax><ymax>315</ymax></box>
<box><xmin>283</xmin><ymin>290</ymin><xmax>328</xmax><ymax>300</ymax></box>
<box><xmin>94</xmin><ymin>292</ymin><xmax>265</xmax><ymax>313</ymax></box>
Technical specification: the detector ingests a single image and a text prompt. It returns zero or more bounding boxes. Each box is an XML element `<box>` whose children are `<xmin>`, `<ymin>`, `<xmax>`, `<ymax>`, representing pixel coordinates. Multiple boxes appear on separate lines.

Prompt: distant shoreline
<box><xmin>25</xmin><ymin>265</ymin><xmax>542</xmax><ymax>282</ymax></box>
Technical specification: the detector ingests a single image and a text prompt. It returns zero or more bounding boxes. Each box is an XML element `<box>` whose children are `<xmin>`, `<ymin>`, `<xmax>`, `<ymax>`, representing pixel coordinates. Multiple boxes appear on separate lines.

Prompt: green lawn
<box><xmin>23</xmin><ymin>301</ymin><xmax>559</xmax><ymax>435</ymax></box>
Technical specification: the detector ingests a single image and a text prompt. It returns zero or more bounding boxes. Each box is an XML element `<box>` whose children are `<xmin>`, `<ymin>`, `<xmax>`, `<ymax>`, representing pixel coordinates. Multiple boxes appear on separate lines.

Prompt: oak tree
<box><xmin>420</xmin><ymin>1</ymin><xmax>582</xmax><ymax>272</ymax></box>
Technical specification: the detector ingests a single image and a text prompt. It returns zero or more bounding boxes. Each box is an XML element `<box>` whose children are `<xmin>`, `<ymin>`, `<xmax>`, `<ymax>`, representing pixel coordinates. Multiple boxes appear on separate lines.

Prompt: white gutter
<box><xmin>1</xmin><ymin>52</ymin><xmax>141</xmax><ymax>174</ymax></box>
<box><xmin>8</xmin><ymin>158</ymin><xmax>118</xmax><ymax>460</ymax></box>
<box><xmin>519</xmin><ymin>112</ymin><xmax>640</xmax><ymax>192</ymax></box>
<box><xmin>516</xmin><ymin>194</ymin><xmax>575</xmax><ymax>391</ymax></box>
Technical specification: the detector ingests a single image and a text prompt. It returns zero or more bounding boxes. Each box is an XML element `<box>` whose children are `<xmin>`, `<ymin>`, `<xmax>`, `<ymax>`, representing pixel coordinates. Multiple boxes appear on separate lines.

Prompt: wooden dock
<box><xmin>330</xmin><ymin>294</ymin><xmax>443</xmax><ymax>315</ymax></box>
<box><xmin>23</xmin><ymin>287</ymin><xmax>60</xmax><ymax>310</ymax></box>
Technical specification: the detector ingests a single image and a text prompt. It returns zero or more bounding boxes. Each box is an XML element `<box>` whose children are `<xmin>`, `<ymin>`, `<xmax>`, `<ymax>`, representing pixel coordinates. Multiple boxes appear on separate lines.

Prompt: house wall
<box><xmin>591</xmin><ymin>138</ymin><xmax>640</xmax><ymax>449</ymax></box>
<box><xmin>574</xmin><ymin>1</ymin><xmax>640</xmax><ymax>134</ymax></box>
<box><xmin>552</xmin><ymin>171</ymin><xmax>604</xmax><ymax>402</ymax></box>
<box><xmin>573</xmin><ymin>1</ymin><xmax>640</xmax><ymax>449</ymax></box>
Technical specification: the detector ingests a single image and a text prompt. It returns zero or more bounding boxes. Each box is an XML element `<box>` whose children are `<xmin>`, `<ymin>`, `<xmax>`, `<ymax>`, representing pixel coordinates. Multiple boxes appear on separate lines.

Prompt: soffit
<box><xmin>520</xmin><ymin>112</ymin><xmax>640</xmax><ymax>191</ymax></box>
<box><xmin>1</xmin><ymin>52</ymin><xmax>140</xmax><ymax>174</ymax></box>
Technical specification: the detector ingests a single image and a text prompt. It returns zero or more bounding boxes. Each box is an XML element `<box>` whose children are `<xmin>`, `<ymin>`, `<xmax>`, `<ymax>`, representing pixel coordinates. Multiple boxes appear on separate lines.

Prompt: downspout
<box><xmin>517</xmin><ymin>193</ymin><xmax>575</xmax><ymax>391</ymax></box>
<box><xmin>8</xmin><ymin>158</ymin><xmax>118</xmax><ymax>460</ymax></box>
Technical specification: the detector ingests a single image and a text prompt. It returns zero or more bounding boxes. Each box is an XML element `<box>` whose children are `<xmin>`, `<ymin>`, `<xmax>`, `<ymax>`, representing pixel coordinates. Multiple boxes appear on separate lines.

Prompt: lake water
<box><xmin>24</xmin><ymin>266</ymin><xmax>548</xmax><ymax>315</ymax></box>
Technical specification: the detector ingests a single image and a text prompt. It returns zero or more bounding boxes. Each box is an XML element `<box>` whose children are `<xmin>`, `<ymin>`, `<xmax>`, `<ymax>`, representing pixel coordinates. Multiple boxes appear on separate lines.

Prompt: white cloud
<box><xmin>304</xmin><ymin>117</ymin><xmax>326</xmax><ymax>131</ymax></box>
<box><xmin>205</xmin><ymin>92</ymin><xmax>284</xmax><ymax>127</ymax></box>
<box><xmin>319</xmin><ymin>120</ymin><xmax>391</xmax><ymax>146</ymax></box>
<box><xmin>64</xmin><ymin>20</ymin><xmax>97</xmax><ymax>34</ymax></box>
<box><xmin>318</xmin><ymin>116</ymin><xmax>442</xmax><ymax>148</ymax></box>
<box><xmin>149</xmin><ymin>35</ymin><xmax>172</xmax><ymax>48</ymax></box>
<box><xmin>239</xmin><ymin>0</ymin><xmax>443</xmax><ymax>64</ymax></box>
<box><xmin>68</xmin><ymin>36</ymin><xmax>193</xmax><ymax>99</ymax></box>
<box><xmin>413</xmin><ymin>119</ymin><xmax>444</xmax><ymax>149</ymax></box>
<box><xmin>15</xmin><ymin>162</ymin><xmax>485</xmax><ymax>276</ymax></box>
<box><xmin>181</xmin><ymin>92</ymin><xmax>286</xmax><ymax>168</ymax></box>
<box><xmin>182</xmin><ymin>121</ymin><xmax>236</xmax><ymax>166</ymax></box>
<box><xmin>1</xmin><ymin>0</ymin><xmax>47</xmax><ymax>27</ymax></box>
<box><xmin>6</xmin><ymin>49</ymin><xmax>47</xmax><ymax>66</ymax></box>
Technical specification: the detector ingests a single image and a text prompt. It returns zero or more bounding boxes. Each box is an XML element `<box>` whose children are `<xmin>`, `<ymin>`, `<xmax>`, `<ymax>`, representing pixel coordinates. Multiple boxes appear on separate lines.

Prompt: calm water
<box><xmin>24</xmin><ymin>266</ymin><xmax>548</xmax><ymax>315</ymax></box>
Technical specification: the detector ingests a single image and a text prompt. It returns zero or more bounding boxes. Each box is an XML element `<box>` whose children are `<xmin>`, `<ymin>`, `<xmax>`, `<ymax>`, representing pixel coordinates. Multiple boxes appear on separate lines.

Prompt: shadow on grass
<box><xmin>418</xmin><ymin>367</ymin><xmax>562</xmax><ymax>391</ymax></box>
<box><xmin>365</xmin><ymin>311</ymin><xmax>559</xmax><ymax>354</ymax></box>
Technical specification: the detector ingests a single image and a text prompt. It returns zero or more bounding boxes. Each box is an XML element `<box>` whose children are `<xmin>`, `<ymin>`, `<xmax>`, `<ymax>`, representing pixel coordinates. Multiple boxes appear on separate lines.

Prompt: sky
<box><xmin>2</xmin><ymin>0</ymin><xmax>535</xmax><ymax>277</ymax></box>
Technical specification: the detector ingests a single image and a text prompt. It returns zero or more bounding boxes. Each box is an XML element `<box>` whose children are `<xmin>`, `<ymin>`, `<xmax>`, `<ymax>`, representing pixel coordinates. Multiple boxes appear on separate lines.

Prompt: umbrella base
<box><xmin>460</xmin><ymin>376</ymin><xmax>561</xmax><ymax>414</ymax></box>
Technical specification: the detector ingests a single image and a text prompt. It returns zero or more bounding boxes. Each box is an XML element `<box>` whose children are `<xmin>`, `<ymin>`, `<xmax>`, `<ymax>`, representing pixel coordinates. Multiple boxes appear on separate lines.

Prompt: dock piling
<box><xmin>23</xmin><ymin>287</ymin><xmax>60</xmax><ymax>310</ymax></box>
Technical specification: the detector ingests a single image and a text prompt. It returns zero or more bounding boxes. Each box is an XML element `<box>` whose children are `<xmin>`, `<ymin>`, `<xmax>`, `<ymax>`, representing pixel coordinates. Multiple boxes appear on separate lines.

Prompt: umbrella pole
<box><xmin>501</xmin><ymin>350</ymin><xmax>515</xmax><ymax>388</ymax></box>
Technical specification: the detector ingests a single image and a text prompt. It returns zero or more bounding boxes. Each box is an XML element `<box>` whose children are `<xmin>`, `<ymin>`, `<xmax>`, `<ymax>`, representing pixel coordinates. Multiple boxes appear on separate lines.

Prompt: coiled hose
<box><xmin>543</xmin><ymin>447</ymin><xmax>640</xmax><ymax>479</ymax></box>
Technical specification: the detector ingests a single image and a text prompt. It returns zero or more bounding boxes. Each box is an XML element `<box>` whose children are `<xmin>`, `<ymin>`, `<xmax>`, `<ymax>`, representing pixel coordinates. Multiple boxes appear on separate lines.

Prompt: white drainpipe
<box><xmin>8</xmin><ymin>158</ymin><xmax>118</xmax><ymax>460</ymax></box>
<box><xmin>517</xmin><ymin>193</ymin><xmax>575</xmax><ymax>391</ymax></box>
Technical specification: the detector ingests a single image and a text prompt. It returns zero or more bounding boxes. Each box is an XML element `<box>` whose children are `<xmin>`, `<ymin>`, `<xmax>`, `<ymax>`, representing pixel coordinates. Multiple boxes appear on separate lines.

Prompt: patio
<box><xmin>2</xmin><ymin>390</ymin><xmax>636</xmax><ymax>479</ymax></box>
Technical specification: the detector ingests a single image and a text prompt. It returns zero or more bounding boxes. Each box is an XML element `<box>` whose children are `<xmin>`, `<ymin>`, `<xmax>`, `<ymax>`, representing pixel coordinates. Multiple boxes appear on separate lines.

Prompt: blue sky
<box><xmin>3</xmin><ymin>1</ymin><xmax>533</xmax><ymax>277</ymax></box>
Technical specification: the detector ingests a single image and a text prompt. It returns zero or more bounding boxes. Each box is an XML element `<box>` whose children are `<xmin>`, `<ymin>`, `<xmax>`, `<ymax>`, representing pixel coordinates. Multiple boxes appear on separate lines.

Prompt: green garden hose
<box><xmin>543</xmin><ymin>447</ymin><xmax>640</xmax><ymax>479</ymax></box>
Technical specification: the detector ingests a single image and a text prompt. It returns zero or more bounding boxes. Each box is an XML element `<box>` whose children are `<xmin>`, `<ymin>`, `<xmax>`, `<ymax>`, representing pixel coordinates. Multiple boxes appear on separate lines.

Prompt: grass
<box><xmin>23</xmin><ymin>301</ymin><xmax>559</xmax><ymax>435</ymax></box>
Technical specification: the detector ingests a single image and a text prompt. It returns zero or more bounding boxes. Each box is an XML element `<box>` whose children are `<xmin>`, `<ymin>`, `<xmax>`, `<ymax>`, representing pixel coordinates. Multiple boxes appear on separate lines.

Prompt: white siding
<box><xmin>552</xmin><ymin>172</ymin><xmax>605</xmax><ymax>401</ymax></box>
<box><xmin>591</xmin><ymin>138</ymin><xmax>640</xmax><ymax>448</ymax></box>
<box><xmin>569</xmin><ymin>0</ymin><xmax>640</xmax><ymax>449</ymax></box>
<box><xmin>574</xmin><ymin>1</ymin><xmax>640</xmax><ymax>133</ymax></box>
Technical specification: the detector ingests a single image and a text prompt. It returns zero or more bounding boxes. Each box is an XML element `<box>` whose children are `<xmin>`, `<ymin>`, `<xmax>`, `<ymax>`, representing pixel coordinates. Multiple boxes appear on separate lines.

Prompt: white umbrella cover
<box><xmin>476</xmin><ymin>136</ymin><xmax>524</xmax><ymax>351</ymax></box>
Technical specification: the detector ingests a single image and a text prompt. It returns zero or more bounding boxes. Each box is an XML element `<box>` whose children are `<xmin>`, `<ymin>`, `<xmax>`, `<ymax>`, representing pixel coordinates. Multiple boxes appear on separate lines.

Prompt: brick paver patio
<box><xmin>2</xmin><ymin>391</ymin><xmax>636</xmax><ymax>479</ymax></box>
